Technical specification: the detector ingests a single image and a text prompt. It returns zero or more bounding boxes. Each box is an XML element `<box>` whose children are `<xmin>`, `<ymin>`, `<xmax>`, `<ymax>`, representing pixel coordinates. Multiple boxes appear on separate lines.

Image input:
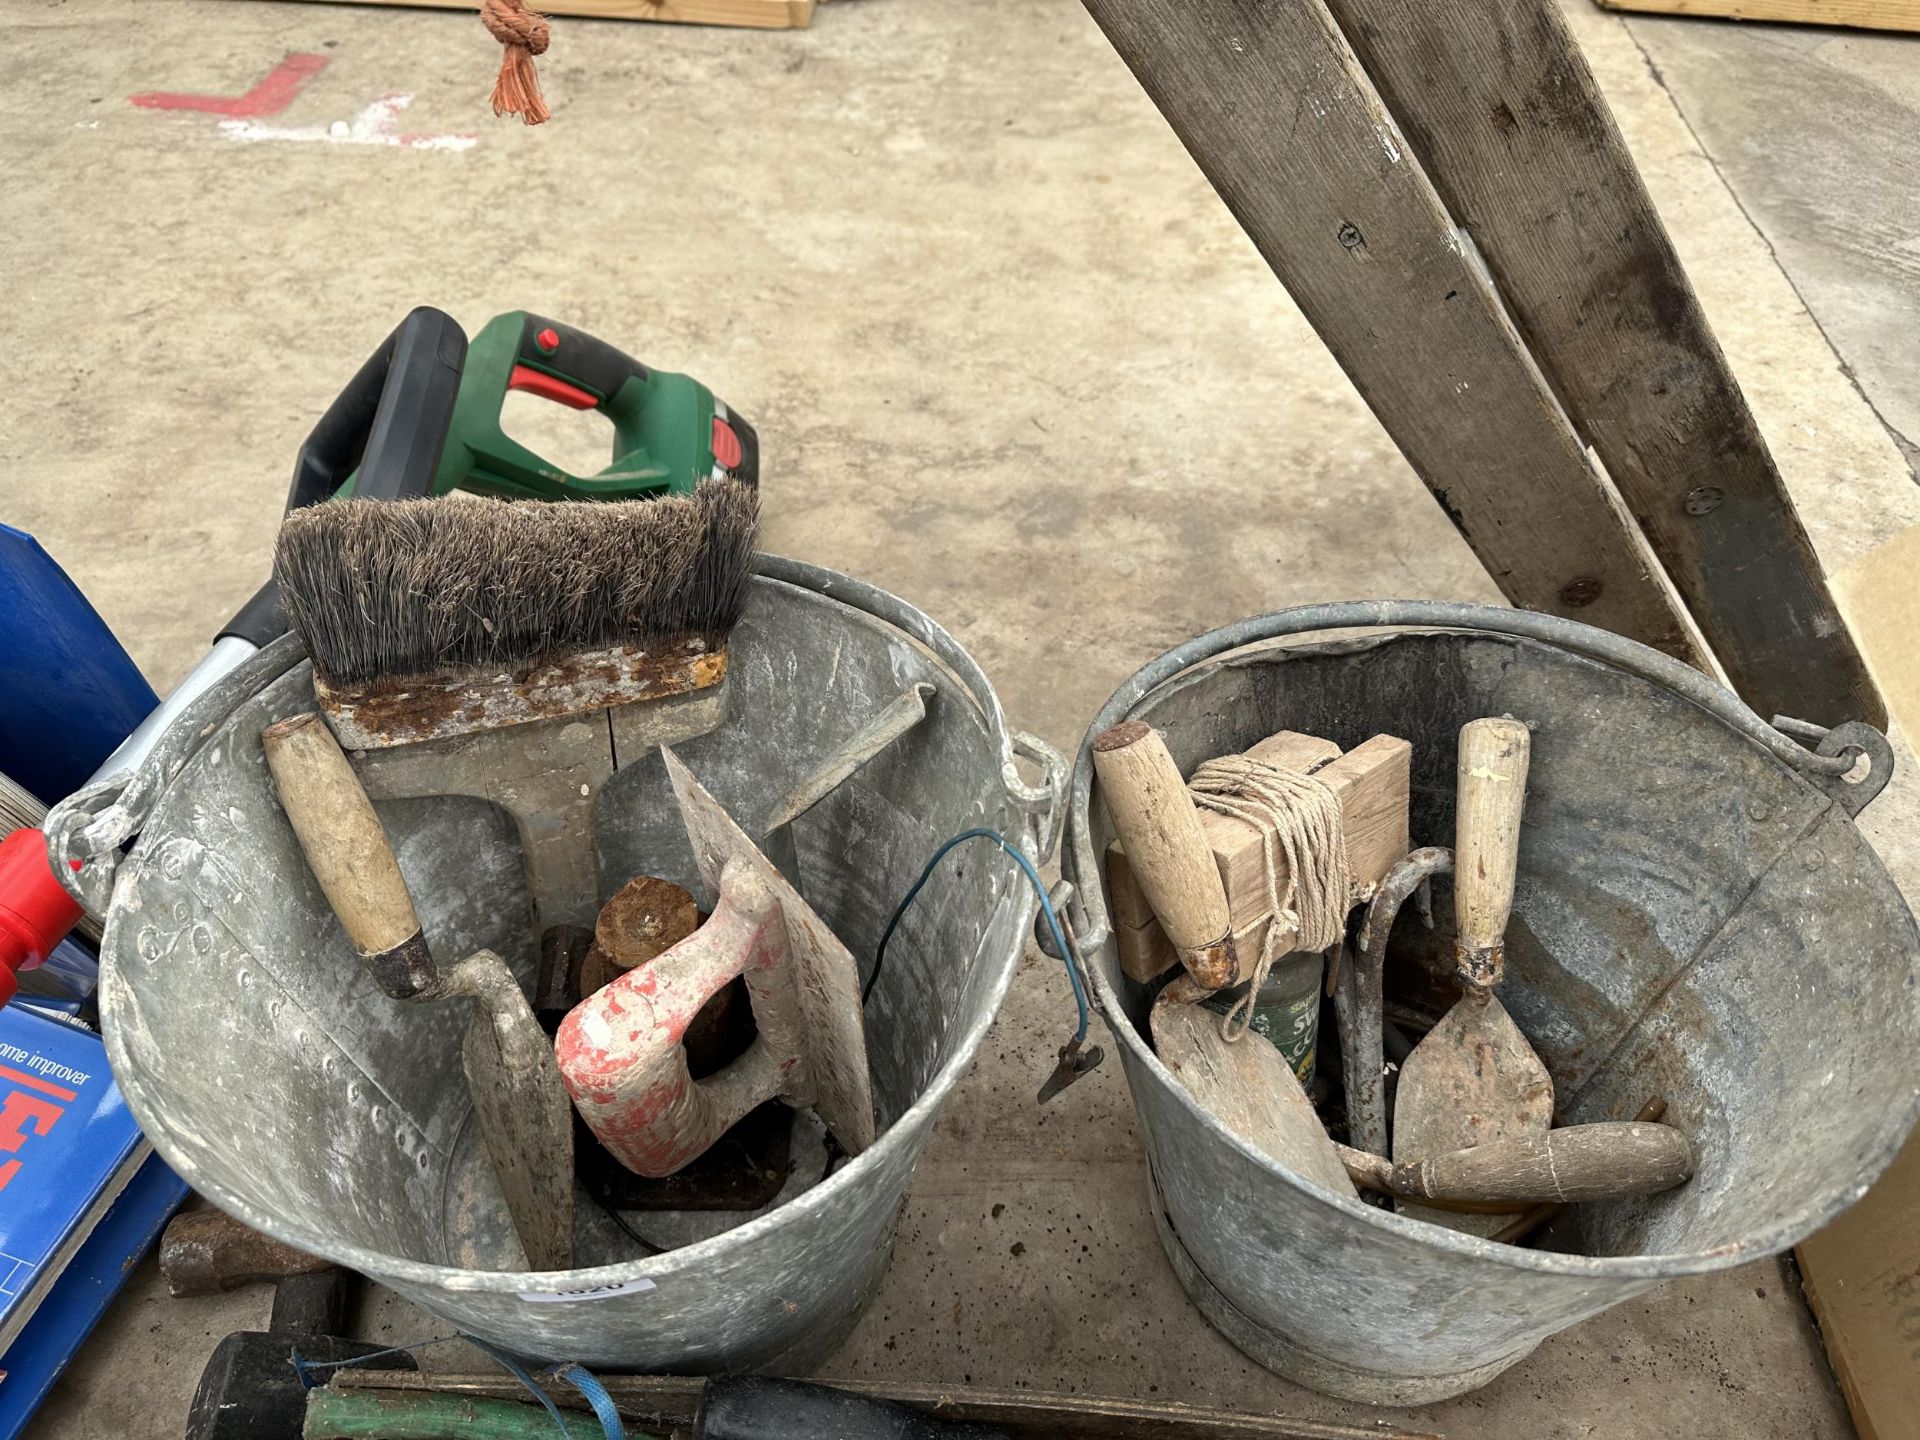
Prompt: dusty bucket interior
<box><xmin>1096</xmin><ymin>630</ymin><xmax>1920</xmax><ymax>1264</ymax></box>
<box><xmin>99</xmin><ymin>572</ymin><xmax>1040</xmax><ymax>1282</ymax></box>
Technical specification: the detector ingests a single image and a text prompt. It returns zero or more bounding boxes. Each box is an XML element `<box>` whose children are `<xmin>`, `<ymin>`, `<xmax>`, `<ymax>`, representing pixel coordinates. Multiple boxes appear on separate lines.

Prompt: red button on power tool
<box><xmin>711</xmin><ymin>418</ymin><xmax>743</xmax><ymax>471</ymax></box>
<box><xmin>535</xmin><ymin>327</ymin><xmax>560</xmax><ymax>354</ymax></box>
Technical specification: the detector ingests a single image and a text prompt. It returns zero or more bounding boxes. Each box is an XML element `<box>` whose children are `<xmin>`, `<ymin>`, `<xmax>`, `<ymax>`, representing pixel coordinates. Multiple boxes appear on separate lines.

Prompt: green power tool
<box><xmin>328</xmin><ymin>309</ymin><xmax>757</xmax><ymax>502</ymax></box>
<box><xmin>433</xmin><ymin>311</ymin><xmax>757</xmax><ymax>499</ymax></box>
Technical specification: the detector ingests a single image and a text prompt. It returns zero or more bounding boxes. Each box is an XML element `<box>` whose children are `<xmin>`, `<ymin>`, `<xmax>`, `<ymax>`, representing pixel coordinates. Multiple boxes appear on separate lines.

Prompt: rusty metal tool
<box><xmin>1393</xmin><ymin>718</ymin><xmax>1553</xmax><ymax>1236</ymax></box>
<box><xmin>556</xmin><ymin>748</ymin><xmax>875</xmax><ymax>1178</ymax></box>
<box><xmin>174</xmin><ymin>1209</ymin><xmax>415</xmax><ymax>1440</ymax></box>
<box><xmin>263</xmin><ymin>712</ymin><xmax>574</xmax><ymax>1271</ymax></box>
<box><xmin>272</xmin><ymin>482</ymin><xmax>756</xmax><ymax>934</ymax></box>
<box><xmin>1335</xmin><ymin>846</ymin><xmax>1453</xmax><ymax>1159</ymax></box>
<box><xmin>160</xmin><ymin>1208</ymin><xmax>337</xmax><ymax>1297</ymax></box>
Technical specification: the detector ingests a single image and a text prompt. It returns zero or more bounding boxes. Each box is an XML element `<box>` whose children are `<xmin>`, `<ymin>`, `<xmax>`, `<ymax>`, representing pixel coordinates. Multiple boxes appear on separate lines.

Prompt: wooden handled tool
<box><xmin>261</xmin><ymin>713</ymin><xmax>434</xmax><ymax>1001</ymax></box>
<box><xmin>1454</xmin><ymin>716</ymin><xmax>1530</xmax><ymax>989</ymax></box>
<box><xmin>1392</xmin><ymin>717</ymin><xmax>1554</xmax><ymax>1238</ymax></box>
<box><xmin>1092</xmin><ymin>721</ymin><xmax>1236</xmax><ymax>989</ymax></box>
<box><xmin>263</xmin><ymin>711</ymin><xmax>574</xmax><ymax>1271</ymax></box>
<box><xmin>1337</xmin><ymin>1123</ymin><xmax>1692</xmax><ymax>1210</ymax></box>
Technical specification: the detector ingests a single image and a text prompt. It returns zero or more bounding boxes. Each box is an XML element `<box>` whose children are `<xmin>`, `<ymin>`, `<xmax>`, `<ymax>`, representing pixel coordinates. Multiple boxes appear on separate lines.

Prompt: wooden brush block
<box><xmin>1115</xmin><ymin>915</ymin><xmax>1180</xmax><ymax>984</ymax></box>
<box><xmin>1203</xmin><ymin>734</ymin><xmax>1413</xmax><ymax>934</ymax></box>
<box><xmin>1105</xmin><ymin>841</ymin><xmax>1158</xmax><ymax>931</ymax></box>
<box><xmin>1106</xmin><ymin>843</ymin><xmax>1181</xmax><ymax>982</ymax></box>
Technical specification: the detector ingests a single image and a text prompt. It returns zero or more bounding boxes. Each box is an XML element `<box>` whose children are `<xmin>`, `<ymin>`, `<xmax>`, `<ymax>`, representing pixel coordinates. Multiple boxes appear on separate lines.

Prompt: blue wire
<box><xmin>553</xmin><ymin>1362</ymin><xmax>627</xmax><ymax>1440</ymax></box>
<box><xmin>292</xmin><ymin>1333</ymin><xmax>623</xmax><ymax>1440</ymax></box>
<box><xmin>869</xmin><ymin>827</ymin><xmax>1089</xmax><ymax>1045</ymax></box>
<box><xmin>465</xmin><ymin>1337</ymin><xmax>580</xmax><ymax>1437</ymax></box>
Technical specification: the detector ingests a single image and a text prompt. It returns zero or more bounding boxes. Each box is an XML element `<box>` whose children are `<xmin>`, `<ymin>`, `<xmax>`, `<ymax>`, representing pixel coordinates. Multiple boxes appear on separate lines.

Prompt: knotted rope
<box><xmin>481</xmin><ymin>0</ymin><xmax>551</xmax><ymax>126</ymax></box>
<box><xmin>1188</xmin><ymin>756</ymin><xmax>1351</xmax><ymax>1042</ymax></box>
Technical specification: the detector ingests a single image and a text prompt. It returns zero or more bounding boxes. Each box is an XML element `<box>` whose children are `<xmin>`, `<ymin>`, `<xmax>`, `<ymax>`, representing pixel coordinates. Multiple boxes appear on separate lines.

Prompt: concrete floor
<box><xmin>7</xmin><ymin>0</ymin><xmax>1917</xmax><ymax>1434</ymax></box>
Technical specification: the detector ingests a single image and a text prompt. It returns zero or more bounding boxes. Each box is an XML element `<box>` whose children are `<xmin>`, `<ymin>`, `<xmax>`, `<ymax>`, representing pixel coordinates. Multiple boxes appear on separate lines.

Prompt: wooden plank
<box><xmin>332</xmin><ymin>1369</ymin><xmax>1445</xmax><ymax>1440</ymax></box>
<box><xmin>225</xmin><ymin>0</ymin><xmax>816</xmax><ymax>29</ymax></box>
<box><xmin>1204</xmin><ymin>734</ymin><xmax>1412</xmax><ymax>933</ymax></box>
<box><xmin>1115</xmin><ymin>911</ymin><xmax>1179</xmax><ymax>983</ymax></box>
<box><xmin>1797</xmin><ymin>1128</ymin><xmax>1920</xmax><ymax>1440</ymax></box>
<box><xmin>1325</xmin><ymin>0</ymin><xmax>1883</xmax><ymax>728</ymax></box>
<box><xmin>1596</xmin><ymin>0</ymin><xmax>1920</xmax><ymax>32</ymax></box>
<box><xmin>1834</xmin><ymin>522</ymin><xmax>1920</xmax><ymax>746</ymax></box>
<box><xmin>1076</xmin><ymin>0</ymin><xmax>1706</xmax><ymax>667</ymax></box>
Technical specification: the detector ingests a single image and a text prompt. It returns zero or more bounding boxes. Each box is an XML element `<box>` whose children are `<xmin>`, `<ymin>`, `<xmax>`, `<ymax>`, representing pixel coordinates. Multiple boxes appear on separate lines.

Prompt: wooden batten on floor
<box><xmin>239</xmin><ymin>0</ymin><xmax>820</xmax><ymax>29</ymax></box>
<box><xmin>1594</xmin><ymin>0</ymin><xmax>1919</xmax><ymax>32</ymax></box>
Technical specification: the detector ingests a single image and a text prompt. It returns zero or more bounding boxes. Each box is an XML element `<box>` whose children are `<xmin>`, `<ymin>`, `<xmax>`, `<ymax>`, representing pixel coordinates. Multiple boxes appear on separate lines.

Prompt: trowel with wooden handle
<box><xmin>1336</xmin><ymin>1122</ymin><xmax>1692</xmax><ymax>1210</ymax></box>
<box><xmin>1091</xmin><ymin>721</ymin><xmax>1239</xmax><ymax>990</ymax></box>
<box><xmin>263</xmin><ymin>712</ymin><xmax>574</xmax><ymax>1271</ymax></box>
<box><xmin>1094</xmin><ymin>721</ymin><xmax>1354</xmax><ymax>1195</ymax></box>
<box><xmin>1392</xmin><ymin>717</ymin><xmax>1553</xmax><ymax>1236</ymax></box>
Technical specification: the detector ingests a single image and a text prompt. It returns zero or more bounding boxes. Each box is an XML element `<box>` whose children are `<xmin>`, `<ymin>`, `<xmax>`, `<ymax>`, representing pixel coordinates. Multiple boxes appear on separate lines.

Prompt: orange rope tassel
<box><xmin>481</xmin><ymin>0</ymin><xmax>551</xmax><ymax>126</ymax></box>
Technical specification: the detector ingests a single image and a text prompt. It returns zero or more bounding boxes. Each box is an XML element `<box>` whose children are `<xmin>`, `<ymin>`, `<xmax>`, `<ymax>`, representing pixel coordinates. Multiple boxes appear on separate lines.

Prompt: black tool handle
<box><xmin>218</xmin><ymin>307</ymin><xmax>468</xmax><ymax>646</ymax></box>
<box><xmin>695</xmin><ymin>1376</ymin><xmax>1012</xmax><ymax>1440</ymax></box>
<box><xmin>515</xmin><ymin>311</ymin><xmax>648</xmax><ymax>405</ymax></box>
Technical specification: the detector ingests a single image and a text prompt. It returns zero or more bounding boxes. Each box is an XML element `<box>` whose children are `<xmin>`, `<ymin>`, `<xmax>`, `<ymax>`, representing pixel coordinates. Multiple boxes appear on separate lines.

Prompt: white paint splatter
<box><xmin>220</xmin><ymin>93</ymin><xmax>476</xmax><ymax>152</ymax></box>
<box><xmin>1378</xmin><ymin>127</ymin><xmax>1401</xmax><ymax>164</ymax></box>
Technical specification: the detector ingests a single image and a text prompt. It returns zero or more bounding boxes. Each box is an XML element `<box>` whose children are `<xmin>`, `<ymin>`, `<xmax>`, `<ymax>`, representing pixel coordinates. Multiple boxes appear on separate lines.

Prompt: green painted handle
<box><xmin>304</xmin><ymin>1386</ymin><xmax>641</xmax><ymax>1439</ymax></box>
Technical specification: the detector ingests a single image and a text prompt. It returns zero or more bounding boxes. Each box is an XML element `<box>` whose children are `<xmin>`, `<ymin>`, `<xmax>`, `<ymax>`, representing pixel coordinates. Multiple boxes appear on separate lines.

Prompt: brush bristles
<box><xmin>274</xmin><ymin>481</ymin><xmax>759</xmax><ymax>690</ymax></box>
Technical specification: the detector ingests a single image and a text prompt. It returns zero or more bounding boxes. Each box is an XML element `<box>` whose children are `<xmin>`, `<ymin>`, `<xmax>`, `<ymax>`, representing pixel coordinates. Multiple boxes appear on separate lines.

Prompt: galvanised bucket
<box><xmin>51</xmin><ymin>557</ymin><xmax>1064</xmax><ymax>1372</ymax></box>
<box><xmin>1062</xmin><ymin>601</ymin><xmax>1919</xmax><ymax>1405</ymax></box>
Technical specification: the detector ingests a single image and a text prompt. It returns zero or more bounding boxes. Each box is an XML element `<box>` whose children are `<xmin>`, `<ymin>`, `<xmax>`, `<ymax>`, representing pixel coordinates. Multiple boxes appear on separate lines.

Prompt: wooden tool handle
<box><xmin>262</xmin><ymin>713</ymin><xmax>435</xmax><ymax>999</ymax></box>
<box><xmin>1393</xmin><ymin>1122</ymin><xmax>1692</xmax><ymax>1206</ymax></box>
<box><xmin>1454</xmin><ymin>717</ymin><xmax>1531</xmax><ymax>987</ymax></box>
<box><xmin>1093</xmin><ymin>721</ymin><xmax>1236</xmax><ymax>988</ymax></box>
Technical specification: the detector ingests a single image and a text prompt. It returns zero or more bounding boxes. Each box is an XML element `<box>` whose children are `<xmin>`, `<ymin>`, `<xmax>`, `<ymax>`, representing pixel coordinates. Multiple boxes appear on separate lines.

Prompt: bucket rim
<box><xmin>1062</xmin><ymin>599</ymin><xmax>1920</xmax><ymax>1281</ymax></box>
<box><xmin>100</xmin><ymin>557</ymin><xmax>1047</xmax><ymax>1294</ymax></box>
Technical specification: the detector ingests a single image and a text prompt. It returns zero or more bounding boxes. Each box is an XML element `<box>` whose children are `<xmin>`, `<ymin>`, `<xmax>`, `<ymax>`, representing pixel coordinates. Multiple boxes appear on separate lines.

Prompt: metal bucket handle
<box><xmin>45</xmin><ymin>631</ymin><xmax>311</xmax><ymax>918</ymax></box>
<box><xmin>1060</xmin><ymin>600</ymin><xmax>1892</xmax><ymax>958</ymax></box>
<box><xmin>44</xmin><ymin>558</ymin><xmax>1070</xmax><ymax>919</ymax></box>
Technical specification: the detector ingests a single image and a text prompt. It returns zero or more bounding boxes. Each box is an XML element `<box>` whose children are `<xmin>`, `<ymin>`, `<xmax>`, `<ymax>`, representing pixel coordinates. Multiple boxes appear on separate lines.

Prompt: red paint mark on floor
<box><xmin>130</xmin><ymin>52</ymin><xmax>330</xmax><ymax>118</ymax></box>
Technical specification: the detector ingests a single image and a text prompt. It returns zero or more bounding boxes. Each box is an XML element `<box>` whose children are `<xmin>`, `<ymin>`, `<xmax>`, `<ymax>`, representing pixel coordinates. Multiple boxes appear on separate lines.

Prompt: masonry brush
<box><xmin>263</xmin><ymin>480</ymin><xmax>759</xmax><ymax>1271</ymax></box>
<box><xmin>274</xmin><ymin>479</ymin><xmax>757</xmax><ymax>748</ymax></box>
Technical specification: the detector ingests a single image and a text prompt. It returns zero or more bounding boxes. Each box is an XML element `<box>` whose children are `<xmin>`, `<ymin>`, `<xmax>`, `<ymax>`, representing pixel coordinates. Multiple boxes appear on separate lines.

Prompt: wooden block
<box><xmin>1115</xmin><ymin>915</ymin><xmax>1179</xmax><ymax>985</ymax></box>
<box><xmin>1104</xmin><ymin>842</ymin><xmax>1158</xmax><ymax>931</ymax></box>
<box><xmin>1203</xmin><ymin>735</ymin><xmax>1412</xmax><ymax>934</ymax></box>
<box><xmin>1243</xmin><ymin>731</ymin><xmax>1342</xmax><ymax>774</ymax></box>
<box><xmin>1595</xmin><ymin>0</ymin><xmax>1918</xmax><ymax>31</ymax></box>
<box><xmin>1108</xmin><ymin>731</ymin><xmax>1351</xmax><ymax>980</ymax></box>
<box><xmin>1798</xmin><ymin>1129</ymin><xmax>1920</xmax><ymax>1440</ymax></box>
<box><xmin>236</xmin><ymin>0</ymin><xmax>817</xmax><ymax>28</ymax></box>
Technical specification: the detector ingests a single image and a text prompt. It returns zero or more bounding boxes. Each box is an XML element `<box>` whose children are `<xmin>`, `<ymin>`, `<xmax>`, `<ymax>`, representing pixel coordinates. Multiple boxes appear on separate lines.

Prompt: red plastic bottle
<box><xmin>0</xmin><ymin>829</ymin><xmax>84</xmax><ymax>1007</ymax></box>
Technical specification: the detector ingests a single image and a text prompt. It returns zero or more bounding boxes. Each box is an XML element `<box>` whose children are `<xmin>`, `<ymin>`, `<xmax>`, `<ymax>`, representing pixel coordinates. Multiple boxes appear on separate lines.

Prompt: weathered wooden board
<box><xmin>1798</xmin><ymin>1129</ymin><xmax>1920</xmax><ymax>1440</ymax></box>
<box><xmin>217</xmin><ymin>0</ymin><xmax>817</xmax><ymax>28</ymax></box>
<box><xmin>1596</xmin><ymin>0</ymin><xmax>1920</xmax><ymax>32</ymax></box>
<box><xmin>1326</xmin><ymin>0</ymin><xmax>1883</xmax><ymax>728</ymax></box>
<box><xmin>1076</xmin><ymin>0</ymin><xmax>1706</xmax><ymax>667</ymax></box>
